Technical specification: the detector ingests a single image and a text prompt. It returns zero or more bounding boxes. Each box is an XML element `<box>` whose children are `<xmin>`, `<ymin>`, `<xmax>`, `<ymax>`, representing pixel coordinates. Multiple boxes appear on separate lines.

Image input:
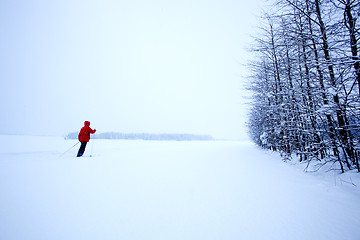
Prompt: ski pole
<box><xmin>59</xmin><ymin>142</ymin><xmax>80</xmax><ymax>158</ymax></box>
<box><xmin>90</xmin><ymin>136</ymin><xmax>95</xmax><ymax>157</ymax></box>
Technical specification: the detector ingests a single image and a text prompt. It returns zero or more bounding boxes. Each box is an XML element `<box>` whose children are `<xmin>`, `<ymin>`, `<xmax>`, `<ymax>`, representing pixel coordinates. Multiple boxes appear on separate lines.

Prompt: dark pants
<box><xmin>77</xmin><ymin>142</ymin><xmax>87</xmax><ymax>157</ymax></box>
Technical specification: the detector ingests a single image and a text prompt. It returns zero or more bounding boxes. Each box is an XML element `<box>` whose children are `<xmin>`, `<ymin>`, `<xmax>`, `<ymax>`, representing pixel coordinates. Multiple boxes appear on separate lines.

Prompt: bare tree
<box><xmin>248</xmin><ymin>0</ymin><xmax>360</xmax><ymax>172</ymax></box>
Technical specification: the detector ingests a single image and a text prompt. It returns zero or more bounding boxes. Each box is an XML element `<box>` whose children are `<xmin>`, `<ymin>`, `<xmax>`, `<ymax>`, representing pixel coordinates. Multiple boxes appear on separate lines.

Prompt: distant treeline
<box><xmin>65</xmin><ymin>132</ymin><xmax>213</xmax><ymax>141</ymax></box>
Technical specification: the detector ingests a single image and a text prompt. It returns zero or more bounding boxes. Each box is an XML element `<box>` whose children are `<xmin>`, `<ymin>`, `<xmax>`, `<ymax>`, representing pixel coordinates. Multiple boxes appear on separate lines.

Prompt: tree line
<box><xmin>65</xmin><ymin>132</ymin><xmax>213</xmax><ymax>141</ymax></box>
<box><xmin>248</xmin><ymin>0</ymin><xmax>360</xmax><ymax>172</ymax></box>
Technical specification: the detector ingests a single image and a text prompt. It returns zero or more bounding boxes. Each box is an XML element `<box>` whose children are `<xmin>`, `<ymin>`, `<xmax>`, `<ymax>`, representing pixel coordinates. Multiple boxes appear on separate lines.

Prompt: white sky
<box><xmin>0</xmin><ymin>0</ymin><xmax>265</xmax><ymax>140</ymax></box>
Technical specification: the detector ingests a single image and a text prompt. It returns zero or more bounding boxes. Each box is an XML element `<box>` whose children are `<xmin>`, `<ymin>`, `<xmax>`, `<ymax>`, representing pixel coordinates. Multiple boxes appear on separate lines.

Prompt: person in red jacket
<box><xmin>77</xmin><ymin>121</ymin><xmax>96</xmax><ymax>157</ymax></box>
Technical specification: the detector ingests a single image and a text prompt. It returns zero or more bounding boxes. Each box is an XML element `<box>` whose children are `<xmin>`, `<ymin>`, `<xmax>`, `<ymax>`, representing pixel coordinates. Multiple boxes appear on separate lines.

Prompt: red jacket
<box><xmin>78</xmin><ymin>121</ymin><xmax>96</xmax><ymax>142</ymax></box>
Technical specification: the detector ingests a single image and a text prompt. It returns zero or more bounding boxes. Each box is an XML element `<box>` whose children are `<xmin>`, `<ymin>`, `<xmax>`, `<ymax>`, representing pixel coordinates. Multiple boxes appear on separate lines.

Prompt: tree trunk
<box><xmin>314</xmin><ymin>0</ymin><xmax>354</xmax><ymax>167</ymax></box>
<box><xmin>343</xmin><ymin>0</ymin><xmax>360</xmax><ymax>97</ymax></box>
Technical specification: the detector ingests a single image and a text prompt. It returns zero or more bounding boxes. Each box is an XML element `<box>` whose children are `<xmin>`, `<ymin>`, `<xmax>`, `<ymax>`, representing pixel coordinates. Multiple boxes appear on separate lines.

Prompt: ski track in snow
<box><xmin>0</xmin><ymin>135</ymin><xmax>359</xmax><ymax>240</ymax></box>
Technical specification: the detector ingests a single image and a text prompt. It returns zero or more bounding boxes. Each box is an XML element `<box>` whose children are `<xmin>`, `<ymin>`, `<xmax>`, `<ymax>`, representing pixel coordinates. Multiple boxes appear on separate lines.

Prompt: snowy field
<box><xmin>1</xmin><ymin>135</ymin><xmax>360</xmax><ymax>240</ymax></box>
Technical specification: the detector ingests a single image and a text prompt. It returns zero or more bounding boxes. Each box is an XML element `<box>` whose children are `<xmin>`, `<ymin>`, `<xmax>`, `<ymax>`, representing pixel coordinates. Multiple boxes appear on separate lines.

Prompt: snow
<box><xmin>1</xmin><ymin>135</ymin><xmax>360</xmax><ymax>240</ymax></box>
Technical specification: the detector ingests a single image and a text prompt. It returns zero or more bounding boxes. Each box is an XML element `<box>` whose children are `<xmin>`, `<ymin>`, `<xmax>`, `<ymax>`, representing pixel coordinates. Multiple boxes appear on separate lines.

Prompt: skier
<box><xmin>77</xmin><ymin>121</ymin><xmax>96</xmax><ymax>157</ymax></box>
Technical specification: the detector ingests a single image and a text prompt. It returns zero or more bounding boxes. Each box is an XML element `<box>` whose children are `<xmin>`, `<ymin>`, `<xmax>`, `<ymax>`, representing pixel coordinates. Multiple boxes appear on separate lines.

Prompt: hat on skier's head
<box><xmin>84</xmin><ymin>121</ymin><xmax>90</xmax><ymax>126</ymax></box>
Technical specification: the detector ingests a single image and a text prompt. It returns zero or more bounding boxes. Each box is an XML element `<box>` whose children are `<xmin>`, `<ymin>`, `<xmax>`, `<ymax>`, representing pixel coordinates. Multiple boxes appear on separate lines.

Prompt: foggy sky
<box><xmin>0</xmin><ymin>0</ymin><xmax>265</xmax><ymax>140</ymax></box>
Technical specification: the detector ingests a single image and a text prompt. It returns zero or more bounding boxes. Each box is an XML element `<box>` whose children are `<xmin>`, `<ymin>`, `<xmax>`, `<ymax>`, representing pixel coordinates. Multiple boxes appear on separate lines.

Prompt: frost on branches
<box><xmin>248</xmin><ymin>0</ymin><xmax>360</xmax><ymax>173</ymax></box>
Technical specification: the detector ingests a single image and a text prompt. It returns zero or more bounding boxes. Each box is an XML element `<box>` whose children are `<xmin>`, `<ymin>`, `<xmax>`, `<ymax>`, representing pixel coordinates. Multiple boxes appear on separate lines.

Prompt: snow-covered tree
<box><xmin>248</xmin><ymin>0</ymin><xmax>360</xmax><ymax>172</ymax></box>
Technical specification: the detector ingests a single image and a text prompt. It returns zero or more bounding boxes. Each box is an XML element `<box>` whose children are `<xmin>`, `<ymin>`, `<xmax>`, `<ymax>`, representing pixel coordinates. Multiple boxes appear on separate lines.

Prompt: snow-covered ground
<box><xmin>0</xmin><ymin>135</ymin><xmax>359</xmax><ymax>240</ymax></box>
